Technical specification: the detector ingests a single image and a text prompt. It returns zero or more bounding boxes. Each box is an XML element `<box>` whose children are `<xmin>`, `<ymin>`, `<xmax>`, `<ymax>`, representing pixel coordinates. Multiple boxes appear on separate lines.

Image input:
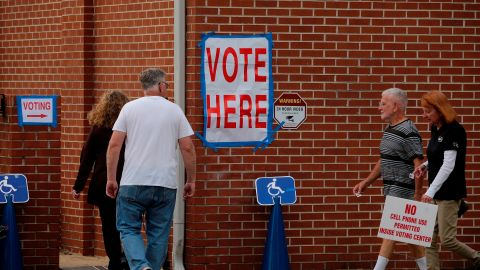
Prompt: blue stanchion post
<box><xmin>0</xmin><ymin>194</ymin><xmax>24</xmax><ymax>270</ymax></box>
<box><xmin>262</xmin><ymin>196</ymin><xmax>291</xmax><ymax>270</ymax></box>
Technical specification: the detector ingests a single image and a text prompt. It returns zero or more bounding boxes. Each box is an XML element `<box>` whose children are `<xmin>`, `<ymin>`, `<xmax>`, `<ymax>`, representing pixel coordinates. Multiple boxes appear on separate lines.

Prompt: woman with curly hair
<box><xmin>72</xmin><ymin>90</ymin><xmax>130</xmax><ymax>270</ymax></box>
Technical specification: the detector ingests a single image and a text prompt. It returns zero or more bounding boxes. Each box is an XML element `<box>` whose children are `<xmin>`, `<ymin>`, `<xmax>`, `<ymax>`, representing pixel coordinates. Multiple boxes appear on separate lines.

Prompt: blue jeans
<box><xmin>116</xmin><ymin>185</ymin><xmax>176</xmax><ymax>270</ymax></box>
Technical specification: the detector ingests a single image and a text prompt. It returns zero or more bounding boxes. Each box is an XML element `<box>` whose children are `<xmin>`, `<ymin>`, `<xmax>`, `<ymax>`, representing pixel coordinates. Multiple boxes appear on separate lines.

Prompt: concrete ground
<box><xmin>59</xmin><ymin>253</ymin><xmax>108</xmax><ymax>270</ymax></box>
<box><xmin>59</xmin><ymin>253</ymin><xmax>169</xmax><ymax>270</ymax></box>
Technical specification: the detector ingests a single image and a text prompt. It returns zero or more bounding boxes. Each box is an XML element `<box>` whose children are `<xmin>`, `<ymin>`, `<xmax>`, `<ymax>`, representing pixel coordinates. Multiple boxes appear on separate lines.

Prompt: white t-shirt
<box><xmin>113</xmin><ymin>96</ymin><xmax>194</xmax><ymax>188</ymax></box>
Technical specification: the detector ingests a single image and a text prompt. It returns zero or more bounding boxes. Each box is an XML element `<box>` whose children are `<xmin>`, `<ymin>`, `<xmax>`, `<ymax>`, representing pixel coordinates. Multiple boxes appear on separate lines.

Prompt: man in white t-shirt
<box><xmin>106</xmin><ymin>68</ymin><xmax>196</xmax><ymax>270</ymax></box>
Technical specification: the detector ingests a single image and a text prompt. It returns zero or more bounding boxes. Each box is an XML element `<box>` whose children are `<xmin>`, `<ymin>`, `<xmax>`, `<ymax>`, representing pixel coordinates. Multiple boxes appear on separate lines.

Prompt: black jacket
<box><xmin>73</xmin><ymin>126</ymin><xmax>124</xmax><ymax>206</ymax></box>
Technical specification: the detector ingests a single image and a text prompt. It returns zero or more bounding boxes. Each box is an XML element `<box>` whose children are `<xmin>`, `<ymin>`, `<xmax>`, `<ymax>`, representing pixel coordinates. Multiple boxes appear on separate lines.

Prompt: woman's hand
<box><xmin>72</xmin><ymin>190</ymin><xmax>80</xmax><ymax>200</ymax></box>
<box><xmin>421</xmin><ymin>194</ymin><xmax>432</xmax><ymax>203</ymax></box>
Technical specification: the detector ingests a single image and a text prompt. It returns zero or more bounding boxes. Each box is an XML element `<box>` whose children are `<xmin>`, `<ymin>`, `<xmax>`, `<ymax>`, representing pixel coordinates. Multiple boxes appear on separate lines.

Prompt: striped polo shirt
<box><xmin>379</xmin><ymin>119</ymin><xmax>423</xmax><ymax>199</ymax></box>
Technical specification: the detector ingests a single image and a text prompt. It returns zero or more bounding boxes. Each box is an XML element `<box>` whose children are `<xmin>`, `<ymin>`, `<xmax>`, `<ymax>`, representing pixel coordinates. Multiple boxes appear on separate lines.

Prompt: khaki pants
<box><xmin>427</xmin><ymin>199</ymin><xmax>480</xmax><ymax>270</ymax></box>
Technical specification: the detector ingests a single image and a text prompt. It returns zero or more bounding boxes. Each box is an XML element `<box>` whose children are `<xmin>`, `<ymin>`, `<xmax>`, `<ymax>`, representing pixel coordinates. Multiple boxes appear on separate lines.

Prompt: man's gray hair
<box><xmin>382</xmin><ymin>87</ymin><xmax>408</xmax><ymax>112</ymax></box>
<box><xmin>139</xmin><ymin>68</ymin><xmax>166</xmax><ymax>90</ymax></box>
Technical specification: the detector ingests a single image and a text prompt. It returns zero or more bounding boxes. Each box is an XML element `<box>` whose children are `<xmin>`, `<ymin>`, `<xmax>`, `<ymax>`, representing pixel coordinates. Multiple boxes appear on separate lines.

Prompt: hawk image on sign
<box><xmin>274</xmin><ymin>92</ymin><xmax>307</xmax><ymax>129</ymax></box>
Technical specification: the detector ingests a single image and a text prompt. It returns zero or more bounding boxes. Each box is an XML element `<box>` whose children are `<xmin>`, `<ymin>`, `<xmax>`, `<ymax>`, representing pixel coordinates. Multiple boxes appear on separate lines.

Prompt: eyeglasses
<box><xmin>159</xmin><ymin>81</ymin><xmax>169</xmax><ymax>88</ymax></box>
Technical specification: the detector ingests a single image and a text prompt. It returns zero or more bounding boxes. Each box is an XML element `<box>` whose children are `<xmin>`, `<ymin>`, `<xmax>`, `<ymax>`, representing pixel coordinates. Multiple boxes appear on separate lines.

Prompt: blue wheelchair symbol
<box><xmin>255</xmin><ymin>176</ymin><xmax>296</xmax><ymax>205</ymax></box>
<box><xmin>0</xmin><ymin>174</ymin><xmax>29</xmax><ymax>203</ymax></box>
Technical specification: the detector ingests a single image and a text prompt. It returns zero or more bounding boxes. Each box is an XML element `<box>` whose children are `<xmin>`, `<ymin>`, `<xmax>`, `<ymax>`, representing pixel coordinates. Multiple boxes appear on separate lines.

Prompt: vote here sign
<box><xmin>16</xmin><ymin>95</ymin><xmax>58</xmax><ymax>127</ymax></box>
<box><xmin>197</xmin><ymin>33</ymin><xmax>274</xmax><ymax>150</ymax></box>
<box><xmin>378</xmin><ymin>196</ymin><xmax>438</xmax><ymax>247</ymax></box>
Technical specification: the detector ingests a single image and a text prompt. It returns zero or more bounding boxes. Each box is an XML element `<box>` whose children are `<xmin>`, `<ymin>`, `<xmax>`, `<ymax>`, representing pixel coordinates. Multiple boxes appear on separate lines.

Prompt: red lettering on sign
<box><xmin>239</xmin><ymin>48</ymin><xmax>252</xmax><ymax>82</ymax></box>
<box><xmin>413</xmin><ymin>234</ymin><xmax>431</xmax><ymax>242</ymax></box>
<box><xmin>223</xmin><ymin>94</ymin><xmax>236</xmax><ymax>128</ymax></box>
<box><xmin>405</xmin><ymin>204</ymin><xmax>417</xmax><ymax>215</ymax></box>
<box><xmin>23</xmin><ymin>101</ymin><xmax>51</xmax><ymax>111</ymax></box>
<box><xmin>207</xmin><ymin>95</ymin><xmax>221</xmax><ymax>128</ymax></box>
<box><xmin>206</xmin><ymin>46</ymin><xmax>268</xmax><ymax>82</ymax></box>
<box><xmin>206</xmin><ymin>47</ymin><xmax>220</xmax><ymax>82</ymax></box>
<box><xmin>239</xmin><ymin>94</ymin><xmax>252</xmax><ymax>128</ymax></box>
<box><xmin>206</xmin><ymin>94</ymin><xmax>267</xmax><ymax>129</ymax></box>
<box><xmin>390</xmin><ymin>213</ymin><xmax>400</xmax><ymax>220</ymax></box>
<box><xmin>255</xmin><ymin>48</ymin><xmax>267</xmax><ymax>82</ymax></box>
<box><xmin>255</xmin><ymin>95</ymin><xmax>267</xmax><ymax>128</ymax></box>
<box><xmin>379</xmin><ymin>227</ymin><xmax>394</xmax><ymax>235</ymax></box>
<box><xmin>222</xmin><ymin>47</ymin><xmax>238</xmax><ymax>83</ymax></box>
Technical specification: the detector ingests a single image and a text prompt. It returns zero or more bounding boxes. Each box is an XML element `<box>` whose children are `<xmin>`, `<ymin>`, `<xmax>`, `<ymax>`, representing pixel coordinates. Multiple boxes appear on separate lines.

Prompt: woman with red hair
<box><xmin>415</xmin><ymin>91</ymin><xmax>480</xmax><ymax>270</ymax></box>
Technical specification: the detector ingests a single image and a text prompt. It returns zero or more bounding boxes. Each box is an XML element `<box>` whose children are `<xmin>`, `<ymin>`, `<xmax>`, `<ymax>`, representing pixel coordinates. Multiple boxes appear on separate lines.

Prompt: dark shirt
<box><xmin>427</xmin><ymin>121</ymin><xmax>467</xmax><ymax>200</ymax></box>
<box><xmin>73</xmin><ymin>126</ymin><xmax>124</xmax><ymax>206</ymax></box>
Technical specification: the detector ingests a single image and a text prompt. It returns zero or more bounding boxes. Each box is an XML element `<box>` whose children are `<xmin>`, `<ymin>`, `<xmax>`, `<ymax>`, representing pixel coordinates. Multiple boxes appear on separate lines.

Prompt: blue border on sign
<box><xmin>196</xmin><ymin>32</ymin><xmax>278</xmax><ymax>151</ymax></box>
<box><xmin>16</xmin><ymin>95</ymin><xmax>58</xmax><ymax>128</ymax></box>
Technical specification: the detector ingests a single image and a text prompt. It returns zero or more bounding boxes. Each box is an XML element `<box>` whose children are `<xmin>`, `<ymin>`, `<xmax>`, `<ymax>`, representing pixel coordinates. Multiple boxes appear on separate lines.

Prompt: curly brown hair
<box><xmin>87</xmin><ymin>90</ymin><xmax>129</xmax><ymax>128</ymax></box>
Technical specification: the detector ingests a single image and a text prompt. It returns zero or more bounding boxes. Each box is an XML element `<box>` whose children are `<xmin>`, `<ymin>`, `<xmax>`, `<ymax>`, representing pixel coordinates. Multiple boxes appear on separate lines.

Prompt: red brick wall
<box><xmin>59</xmin><ymin>0</ymin><xmax>97</xmax><ymax>257</ymax></box>
<box><xmin>60</xmin><ymin>0</ymin><xmax>176</xmax><ymax>258</ymax></box>
<box><xmin>1</xmin><ymin>1</ymin><xmax>480</xmax><ymax>270</ymax></box>
<box><xmin>185</xmin><ymin>1</ymin><xmax>480</xmax><ymax>270</ymax></box>
<box><xmin>0</xmin><ymin>1</ymin><xmax>63</xmax><ymax>269</ymax></box>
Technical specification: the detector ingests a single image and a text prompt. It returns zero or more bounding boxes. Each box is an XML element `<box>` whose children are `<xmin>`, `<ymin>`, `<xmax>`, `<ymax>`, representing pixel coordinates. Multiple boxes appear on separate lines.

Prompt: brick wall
<box><xmin>1</xmin><ymin>1</ymin><xmax>480</xmax><ymax>270</ymax></box>
<box><xmin>59</xmin><ymin>0</ymin><xmax>97</xmax><ymax>257</ymax></box>
<box><xmin>185</xmin><ymin>1</ymin><xmax>480</xmax><ymax>270</ymax></box>
<box><xmin>0</xmin><ymin>1</ymin><xmax>63</xmax><ymax>269</ymax></box>
<box><xmin>60</xmin><ymin>0</ymin><xmax>177</xmax><ymax>258</ymax></box>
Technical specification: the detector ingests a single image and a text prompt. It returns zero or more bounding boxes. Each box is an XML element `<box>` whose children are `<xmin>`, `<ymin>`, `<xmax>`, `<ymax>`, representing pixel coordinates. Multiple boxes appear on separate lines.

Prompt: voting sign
<box><xmin>378</xmin><ymin>196</ymin><xmax>438</xmax><ymax>247</ymax></box>
<box><xmin>17</xmin><ymin>95</ymin><xmax>58</xmax><ymax>127</ymax></box>
<box><xmin>196</xmin><ymin>33</ymin><xmax>275</xmax><ymax>151</ymax></box>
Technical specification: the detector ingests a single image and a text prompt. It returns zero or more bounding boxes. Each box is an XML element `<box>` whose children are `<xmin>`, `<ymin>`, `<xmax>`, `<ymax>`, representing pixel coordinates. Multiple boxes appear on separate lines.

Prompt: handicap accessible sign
<box><xmin>255</xmin><ymin>176</ymin><xmax>296</xmax><ymax>205</ymax></box>
<box><xmin>0</xmin><ymin>174</ymin><xmax>29</xmax><ymax>203</ymax></box>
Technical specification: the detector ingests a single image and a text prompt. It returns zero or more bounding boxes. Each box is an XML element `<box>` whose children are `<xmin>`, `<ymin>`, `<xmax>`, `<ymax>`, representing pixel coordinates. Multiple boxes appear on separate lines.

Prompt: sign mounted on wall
<box><xmin>16</xmin><ymin>95</ymin><xmax>58</xmax><ymax>128</ymax></box>
<box><xmin>274</xmin><ymin>92</ymin><xmax>307</xmax><ymax>130</ymax></box>
<box><xmin>196</xmin><ymin>33</ymin><xmax>280</xmax><ymax>151</ymax></box>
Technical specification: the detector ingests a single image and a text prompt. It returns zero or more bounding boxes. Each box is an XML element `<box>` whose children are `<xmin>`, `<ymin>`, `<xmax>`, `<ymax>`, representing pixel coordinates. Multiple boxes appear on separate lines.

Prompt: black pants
<box><xmin>98</xmin><ymin>199</ymin><xmax>125</xmax><ymax>270</ymax></box>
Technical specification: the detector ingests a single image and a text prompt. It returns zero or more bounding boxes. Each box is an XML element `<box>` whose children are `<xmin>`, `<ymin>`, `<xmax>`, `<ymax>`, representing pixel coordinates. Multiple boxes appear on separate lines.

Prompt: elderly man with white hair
<box><xmin>353</xmin><ymin>88</ymin><xmax>427</xmax><ymax>270</ymax></box>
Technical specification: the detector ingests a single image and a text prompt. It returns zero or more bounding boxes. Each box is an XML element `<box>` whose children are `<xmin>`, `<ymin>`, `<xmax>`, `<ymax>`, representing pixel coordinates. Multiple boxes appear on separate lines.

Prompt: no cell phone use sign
<box><xmin>378</xmin><ymin>196</ymin><xmax>438</xmax><ymax>247</ymax></box>
<box><xmin>274</xmin><ymin>92</ymin><xmax>307</xmax><ymax>130</ymax></box>
<box><xmin>17</xmin><ymin>96</ymin><xmax>58</xmax><ymax>127</ymax></box>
